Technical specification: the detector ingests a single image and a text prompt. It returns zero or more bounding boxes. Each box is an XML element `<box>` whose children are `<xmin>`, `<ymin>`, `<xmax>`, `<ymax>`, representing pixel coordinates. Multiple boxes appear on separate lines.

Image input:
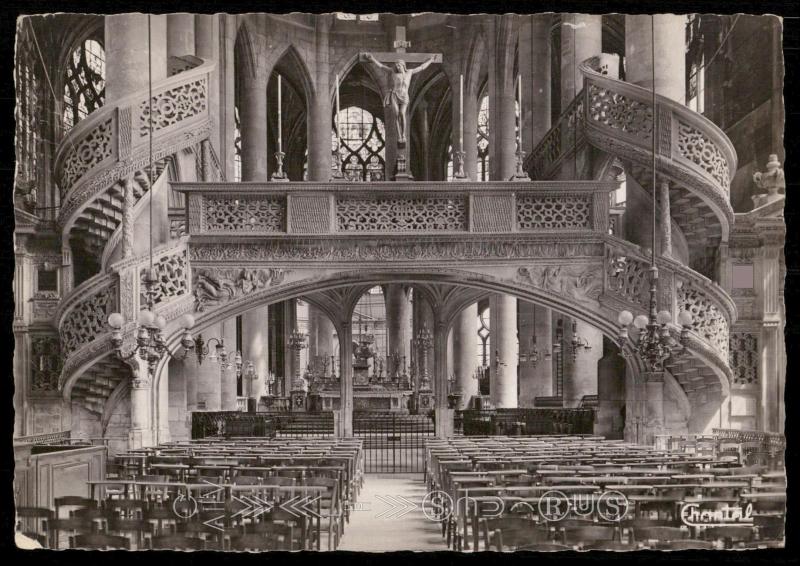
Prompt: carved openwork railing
<box><xmin>527</xmin><ymin>56</ymin><xmax>736</xmax><ymax>267</ymax></box>
<box><xmin>56</xmin><ymin>238</ymin><xmax>192</xmax><ymax>394</ymax></box>
<box><xmin>55</xmin><ymin>59</ymin><xmax>214</xmax><ymax>257</ymax></box>
<box><xmin>603</xmin><ymin>237</ymin><xmax>737</xmax><ymax>392</ymax></box>
<box><xmin>175</xmin><ymin>181</ymin><xmax>617</xmax><ymax>237</ymax></box>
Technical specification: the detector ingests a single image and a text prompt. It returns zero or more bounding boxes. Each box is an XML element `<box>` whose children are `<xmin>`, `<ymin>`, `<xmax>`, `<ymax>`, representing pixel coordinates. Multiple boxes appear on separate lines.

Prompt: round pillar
<box><xmin>560</xmin><ymin>14</ymin><xmax>602</xmax><ymax>111</ymax></box>
<box><xmin>625</xmin><ymin>15</ymin><xmax>686</xmax><ymax>103</ymax></box>
<box><xmin>105</xmin><ymin>14</ymin><xmax>167</xmax><ymax>104</ymax></box>
<box><xmin>308</xmin><ymin>15</ymin><xmax>332</xmax><ymax>181</ymax></box>
<box><xmin>167</xmin><ymin>14</ymin><xmax>195</xmax><ymax>58</ymax></box>
<box><xmin>242</xmin><ymin>306</ymin><xmax>269</xmax><ymax>399</ymax></box>
<box><xmin>385</xmin><ymin>285</ymin><xmax>412</xmax><ymax>363</ymax></box>
<box><xmin>453</xmin><ymin>303</ymin><xmax>479</xmax><ymax>409</ymax></box>
<box><xmin>489</xmin><ymin>294</ymin><xmax>518</xmax><ymax>408</ymax></box>
<box><xmin>562</xmin><ymin>319</ymin><xmax>603</xmax><ymax>408</ymax></box>
<box><xmin>240</xmin><ymin>67</ymin><xmax>269</xmax><ymax>181</ymax></box>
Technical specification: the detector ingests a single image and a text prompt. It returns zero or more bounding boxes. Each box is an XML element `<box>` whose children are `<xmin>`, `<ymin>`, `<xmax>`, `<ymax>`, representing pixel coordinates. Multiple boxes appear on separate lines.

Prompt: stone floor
<box><xmin>338</xmin><ymin>474</ymin><xmax>447</xmax><ymax>552</ymax></box>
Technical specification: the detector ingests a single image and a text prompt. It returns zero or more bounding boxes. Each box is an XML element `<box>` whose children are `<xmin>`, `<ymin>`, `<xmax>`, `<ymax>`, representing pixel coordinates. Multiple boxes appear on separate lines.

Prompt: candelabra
<box><xmin>264</xmin><ymin>371</ymin><xmax>277</xmax><ymax>397</ymax></box>
<box><xmin>451</xmin><ymin>149</ymin><xmax>468</xmax><ymax>181</ymax></box>
<box><xmin>413</xmin><ymin>324</ymin><xmax>433</xmax><ymax>391</ymax></box>
<box><xmin>553</xmin><ymin>319</ymin><xmax>592</xmax><ymax>362</ymax></box>
<box><xmin>107</xmin><ymin>272</ymin><xmax>196</xmax><ymax>375</ymax></box>
<box><xmin>511</xmin><ymin>149</ymin><xmax>531</xmax><ymax>181</ymax></box>
<box><xmin>518</xmin><ymin>335</ymin><xmax>543</xmax><ymax>367</ymax></box>
<box><xmin>271</xmin><ymin>151</ymin><xmax>289</xmax><ymax>182</ymax></box>
<box><xmin>193</xmin><ymin>334</ymin><xmax>229</xmax><ymax>367</ymax></box>
<box><xmin>617</xmin><ymin>266</ymin><xmax>693</xmax><ymax>373</ymax></box>
<box><xmin>288</xmin><ymin>326</ymin><xmax>307</xmax><ymax>376</ymax></box>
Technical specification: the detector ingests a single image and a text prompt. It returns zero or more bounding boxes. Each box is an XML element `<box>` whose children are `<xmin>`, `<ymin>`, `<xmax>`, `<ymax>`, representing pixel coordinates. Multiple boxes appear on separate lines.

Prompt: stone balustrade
<box><xmin>55</xmin><ymin>59</ymin><xmax>214</xmax><ymax>229</ymax></box>
<box><xmin>174</xmin><ymin>181</ymin><xmax>617</xmax><ymax>237</ymax></box>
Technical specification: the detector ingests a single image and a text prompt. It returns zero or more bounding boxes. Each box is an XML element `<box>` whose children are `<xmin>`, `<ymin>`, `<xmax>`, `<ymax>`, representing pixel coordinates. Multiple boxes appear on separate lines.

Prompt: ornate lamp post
<box><xmin>288</xmin><ymin>327</ymin><xmax>308</xmax><ymax>390</ymax></box>
<box><xmin>107</xmin><ymin>277</ymin><xmax>196</xmax><ymax>375</ymax></box>
<box><xmin>616</xmin><ymin>15</ymin><xmax>694</xmax><ymax>374</ymax></box>
<box><xmin>413</xmin><ymin>323</ymin><xmax>433</xmax><ymax>391</ymax></box>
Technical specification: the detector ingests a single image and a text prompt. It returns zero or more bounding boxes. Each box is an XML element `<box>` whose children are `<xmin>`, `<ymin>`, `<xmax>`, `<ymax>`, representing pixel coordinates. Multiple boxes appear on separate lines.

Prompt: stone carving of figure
<box><xmin>364</xmin><ymin>53</ymin><xmax>436</xmax><ymax>144</ymax></box>
<box><xmin>752</xmin><ymin>154</ymin><xmax>785</xmax><ymax>209</ymax></box>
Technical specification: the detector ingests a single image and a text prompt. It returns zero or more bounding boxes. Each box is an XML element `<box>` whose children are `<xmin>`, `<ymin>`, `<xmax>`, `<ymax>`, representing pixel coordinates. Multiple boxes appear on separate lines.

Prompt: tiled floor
<box><xmin>338</xmin><ymin>474</ymin><xmax>447</xmax><ymax>552</ymax></box>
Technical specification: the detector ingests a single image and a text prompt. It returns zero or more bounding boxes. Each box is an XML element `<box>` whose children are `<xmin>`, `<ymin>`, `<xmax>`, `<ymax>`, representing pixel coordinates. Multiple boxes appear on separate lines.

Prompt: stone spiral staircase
<box><xmin>527</xmin><ymin>55</ymin><xmax>738</xmax><ymax>402</ymax></box>
<box><xmin>54</xmin><ymin>56</ymin><xmax>216</xmax><ymax>419</ymax></box>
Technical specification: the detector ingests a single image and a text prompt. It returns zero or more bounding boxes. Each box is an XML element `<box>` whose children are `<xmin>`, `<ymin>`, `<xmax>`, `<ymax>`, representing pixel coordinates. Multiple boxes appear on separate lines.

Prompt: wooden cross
<box><xmin>358</xmin><ymin>26</ymin><xmax>443</xmax><ymax>65</ymax></box>
<box><xmin>360</xmin><ymin>26</ymin><xmax>442</xmax><ymax>180</ymax></box>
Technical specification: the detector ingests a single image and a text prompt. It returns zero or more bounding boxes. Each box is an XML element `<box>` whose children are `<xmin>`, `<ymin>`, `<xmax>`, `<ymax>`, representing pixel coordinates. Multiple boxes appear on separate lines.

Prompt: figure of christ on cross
<box><xmin>364</xmin><ymin>53</ymin><xmax>437</xmax><ymax>145</ymax></box>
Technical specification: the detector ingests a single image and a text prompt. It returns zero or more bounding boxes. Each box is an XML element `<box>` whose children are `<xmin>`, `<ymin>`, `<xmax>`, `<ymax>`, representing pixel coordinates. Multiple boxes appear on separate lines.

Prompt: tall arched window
<box><xmin>477</xmin><ymin>94</ymin><xmax>490</xmax><ymax>181</ymax></box>
<box><xmin>445</xmin><ymin>94</ymin><xmax>491</xmax><ymax>182</ymax></box>
<box><xmin>233</xmin><ymin>105</ymin><xmax>242</xmax><ymax>182</ymax></box>
<box><xmin>334</xmin><ymin>106</ymin><xmax>386</xmax><ymax>181</ymax></box>
<box><xmin>15</xmin><ymin>21</ymin><xmax>41</xmax><ymax>199</ymax></box>
<box><xmin>63</xmin><ymin>38</ymin><xmax>105</xmax><ymax>131</ymax></box>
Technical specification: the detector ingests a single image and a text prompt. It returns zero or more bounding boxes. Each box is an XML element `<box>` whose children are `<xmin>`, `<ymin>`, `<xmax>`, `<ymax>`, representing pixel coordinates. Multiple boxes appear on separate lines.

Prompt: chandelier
<box><xmin>107</xmin><ymin>18</ymin><xmax>194</xmax><ymax>377</ymax></box>
<box><xmin>553</xmin><ymin>319</ymin><xmax>591</xmax><ymax>362</ymax></box>
<box><xmin>354</xmin><ymin>317</ymin><xmax>376</xmax><ymax>361</ymax></box>
<box><xmin>615</xmin><ymin>15</ymin><xmax>693</xmax><ymax>374</ymax></box>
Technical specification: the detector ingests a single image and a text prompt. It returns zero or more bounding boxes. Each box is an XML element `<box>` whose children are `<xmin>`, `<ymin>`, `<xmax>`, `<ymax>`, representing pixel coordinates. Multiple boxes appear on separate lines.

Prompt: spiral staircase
<box><xmin>54</xmin><ymin>56</ymin><xmax>217</xmax><ymax>420</ymax></box>
<box><xmin>527</xmin><ymin>55</ymin><xmax>737</xmax><ymax>404</ymax></box>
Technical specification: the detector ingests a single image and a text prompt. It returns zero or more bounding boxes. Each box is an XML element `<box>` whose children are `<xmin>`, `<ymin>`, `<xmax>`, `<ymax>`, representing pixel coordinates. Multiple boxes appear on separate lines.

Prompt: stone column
<box><xmin>489</xmin><ymin>294</ymin><xmax>518</xmax><ymax>408</ymax></box>
<box><xmin>167</xmin><ymin>13</ymin><xmax>195</xmax><ymax>58</ymax></box>
<box><xmin>519</xmin><ymin>14</ymin><xmax>552</xmax><ymax>153</ymax></box>
<box><xmin>385</xmin><ymin>285</ymin><xmax>412</xmax><ymax>364</ymax></box>
<box><xmin>167</xmin><ymin>359</ymin><xmax>188</xmax><ymax>440</ymax></box>
<box><xmin>487</xmin><ymin>15</ymin><xmax>518</xmax><ymax>181</ymax></box>
<box><xmin>220</xmin><ymin>317</ymin><xmax>238</xmax><ymax>411</ymax></box>
<box><xmin>463</xmin><ymin>88</ymin><xmax>479</xmax><ymax>180</ymax></box>
<box><xmin>642</xmin><ymin>372</ymin><xmax>665</xmax><ymax>446</ymax></box>
<box><xmin>105</xmin><ymin>14</ymin><xmax>167</xmax><ymax>104</ymax></box>
<box><xmin>560</xmin><ymin>14</ymin><xmax>602</xmax><ymax>111</ymax></box>
<box><xmin>415</xmin><ymin>101</ymin><xmax>430</xmax><ymax>180</ymax></box>
<box><xmin>183</xmin><ymin>355</ymin><xmax>198</xmax><ymax>411</ymax></box>
<box><xmin>308</xmin><ymin>15</ymin><xmax>332</xmax><ymax>181</ymax></box>
<box><xmin>308</xmin><ymin>304</ymin><xmax>335</xmax><ymax>365</ymax></box>
<box><xmin>434</xmin><ymin>316</ymin><xmax>454</xmax><ymax>437</ymax></box>
<box><xmin>240</xmin><ymin>64</ymin><xmax>269</xmax><ymax>182</ymax></box>
<box><xmin>562</xmin><ymin>319</ymin><xmax>603</xmax><ymax>408</ymax></box>
<box><xmin>760</xmin><ymin>243</ymin><xmax>783</xmax><ymax>432</ymax></box>
<box><xmin>518</xmin><ymin>303</ymin><xmax>553</xmax><ymax>406</ymax></box>
<box><xmin>338</xmin><ymin>320</ymin><xmax>353</xmax><ymax>437</ymax></box>
<box><xmin>196</xmin><ymin>323</ymin><xmax>222</xmax><ymax>411</ymax></box>
<box><xmin>121</xmin><ymin>176</ymin><xmax>135</xmax><ymax>259</ymax></box>
<box><xmin>129</xmin><ymin>358</ymin><xmax>154</xmax><ymax>449</ymax></box>
<box><xmin>242</xmin><ymin>306</ymin><xmax>269</xmax><ymax>399</ymax></box>
<box><xmin>453</xmin><ymin>304</ymin><xmax>479</xmax><ymax>409</ymax></box>
<box><xmin>596</xmin><ymin>339</ymin><xmax>626</xmax><ymax>439</ymax></box>
<box><xmin>157</xmin><ymin>364</ymin><xmax>171</xmax><ymax>443</ymax></box>
<box><xmin>625</xmin><ymin>15</ymin><xmax>686</xmax><ymax>103</ymax></box>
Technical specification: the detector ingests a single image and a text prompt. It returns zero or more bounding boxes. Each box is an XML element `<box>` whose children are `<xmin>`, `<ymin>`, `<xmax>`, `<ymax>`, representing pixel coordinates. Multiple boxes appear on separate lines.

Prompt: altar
<box><xmin>317</xmin><ymin>388</ymin><xmax>413</xmax><ymax>412</ymax></box>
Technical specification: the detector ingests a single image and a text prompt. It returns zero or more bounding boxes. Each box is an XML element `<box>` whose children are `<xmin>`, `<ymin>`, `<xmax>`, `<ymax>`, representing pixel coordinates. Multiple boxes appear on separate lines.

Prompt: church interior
<box><xmin>12</xmin><ymin>11</ymin><xmax>786</xmax><ymax>552</ymax></box>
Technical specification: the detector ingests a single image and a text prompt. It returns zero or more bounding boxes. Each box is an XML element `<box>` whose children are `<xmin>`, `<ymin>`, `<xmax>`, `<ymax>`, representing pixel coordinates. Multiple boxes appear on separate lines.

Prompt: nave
<box><xmin>14</xmin><ymin>431</ymin><xmax>785</xmax><ymax>552</ymax></box>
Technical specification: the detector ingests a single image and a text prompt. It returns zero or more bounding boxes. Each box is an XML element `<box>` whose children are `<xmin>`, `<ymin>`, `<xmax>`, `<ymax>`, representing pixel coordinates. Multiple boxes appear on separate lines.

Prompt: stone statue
<box><xmin>752</xmin><ymin>154</ymin><xmax>785</xmax><ymax>209</ymax></box>
<box><xmin>364</xmin><ymin>53</ymin><xmax>436</xmax><ymax>144</ymax></box>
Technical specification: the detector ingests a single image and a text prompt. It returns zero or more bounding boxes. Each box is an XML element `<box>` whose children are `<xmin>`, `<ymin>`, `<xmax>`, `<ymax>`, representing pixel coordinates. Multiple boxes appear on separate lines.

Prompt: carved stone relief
<box><xmin>193</xmin><ymin>268</ymin><xmax>288</xmax><ymax>311</ymax></box>
<box><xmin>517</xmin><ymin>264</ymin><xmax>602</xmax><ymax>303</ymax></box>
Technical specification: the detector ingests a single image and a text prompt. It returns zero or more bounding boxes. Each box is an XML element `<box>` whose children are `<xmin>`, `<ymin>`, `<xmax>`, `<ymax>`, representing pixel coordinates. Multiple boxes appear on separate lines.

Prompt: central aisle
<box><xmin>338</xmin><ymin>474</ymin><xmax>447</xmax><ymax>552</ymax></box>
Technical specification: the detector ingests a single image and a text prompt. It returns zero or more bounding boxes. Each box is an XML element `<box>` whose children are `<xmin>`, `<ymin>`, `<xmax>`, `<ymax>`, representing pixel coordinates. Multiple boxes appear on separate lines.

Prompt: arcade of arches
<box><xmin>13</xmin><ymin>13</ymin><xmax>785</xmax><ymax>454</ymax></box>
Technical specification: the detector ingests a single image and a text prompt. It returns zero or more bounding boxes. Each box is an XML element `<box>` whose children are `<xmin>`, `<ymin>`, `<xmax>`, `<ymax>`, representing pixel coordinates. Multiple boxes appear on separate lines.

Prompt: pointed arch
<box><xmin>234</xmin><ymin>20</ymin><xmax>258</xmax><ymax>81</ymax></box>
<box><xmin>464</xmin><ymin>31</ymin><xmax>487</xmax><ymax>98</ymax></box>
<box><xmin>270</xmin><ymin>43</ymin><xmax>316</xmax><ymax>103</ymax></box>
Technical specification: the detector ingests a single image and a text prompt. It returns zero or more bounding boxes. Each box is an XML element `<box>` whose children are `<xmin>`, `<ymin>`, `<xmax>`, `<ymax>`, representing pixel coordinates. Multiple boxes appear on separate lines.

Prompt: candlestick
<box><xmin>517</xmin><ymin>74</ymin><xmax>522</xmax><ymax>151</ymax></box>
<box><xmin>277</xmin><ymin>74</ymin><xmax>282</xmax><ymax>154</ymax></box>
<box><xmin>459</xmin><ymin>74</ymin><xmax>464</xmax><ymax>152</ymax></box>
<box><xmin>335</xmin><ymin>73</ymin><xmax>341</xmax><ymax>146</ymax></box>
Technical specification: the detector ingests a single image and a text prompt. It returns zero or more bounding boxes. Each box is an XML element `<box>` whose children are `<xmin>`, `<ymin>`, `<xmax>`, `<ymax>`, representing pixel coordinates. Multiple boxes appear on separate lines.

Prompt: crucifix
<box><xmin>361</xmin><ymin>26</ymin><xmax>442</xmax><ymax>180</ymax></box>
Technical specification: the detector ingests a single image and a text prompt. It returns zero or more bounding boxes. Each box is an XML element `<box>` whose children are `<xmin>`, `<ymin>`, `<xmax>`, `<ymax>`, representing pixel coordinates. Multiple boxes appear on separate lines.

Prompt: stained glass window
<box><xmin>233</xmin><ymin>105</ymin><xmax>242</xmax><ymax>182</ymax></box>
<box><xmin>333</xmin><ymin>106</ymin><xmax>386</xmax><ymax>181</ymax></box>
<box><xmin>477</xmin><ymin>94</ymin><xmax>490</xmax><ymax>181</ymax></box>
<box><xmin>15</xmin><ymin>21</ymin><xmax>41</xmax><ymax>193</ymax></box>
<box><xmin>63</xmin><ymin>39</ymin><xmax>105</xmax><ymax>131</ymax></box>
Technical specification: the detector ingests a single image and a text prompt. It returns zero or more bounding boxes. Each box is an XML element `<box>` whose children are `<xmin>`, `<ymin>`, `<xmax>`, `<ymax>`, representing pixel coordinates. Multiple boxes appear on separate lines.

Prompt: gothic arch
<box><xmin>270</xmin><ymin>43</ymin><xmax>316</xmax><ymax>103</ymax></box>
<box><xmin>234</xmin><ymin>20</ymin><xmax>258</xmax><ymax>81</ymax></box>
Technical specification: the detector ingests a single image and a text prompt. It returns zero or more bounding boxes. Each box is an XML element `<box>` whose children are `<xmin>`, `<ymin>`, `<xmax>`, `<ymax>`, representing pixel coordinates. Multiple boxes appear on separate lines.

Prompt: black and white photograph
<box><xmin>10</xmin><ymin>8</ymin><xmax>790</xmax><ymax>553</ymax></box>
